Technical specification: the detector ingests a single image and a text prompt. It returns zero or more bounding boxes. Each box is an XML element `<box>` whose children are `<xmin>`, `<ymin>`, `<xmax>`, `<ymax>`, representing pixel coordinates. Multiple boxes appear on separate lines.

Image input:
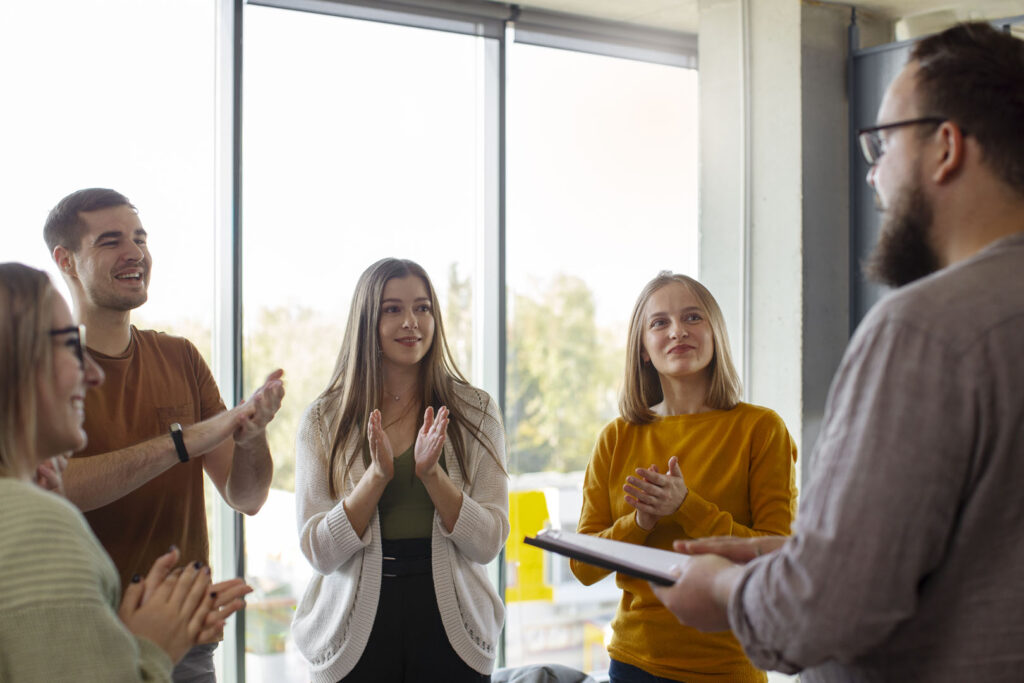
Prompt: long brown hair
<box><xmin>0</xmin><ymin>263</ymin><xmax>57</xmax><ymax>479</ymax></box>
<box><xmin>618</xmin><ymin>272</ymin><xmax>741</xmax><ymax>424</ymax></box>
<box><xmin>320</xmin><ymin>258</ymin><xmax>503</xmax><ymax>497</ymax></box>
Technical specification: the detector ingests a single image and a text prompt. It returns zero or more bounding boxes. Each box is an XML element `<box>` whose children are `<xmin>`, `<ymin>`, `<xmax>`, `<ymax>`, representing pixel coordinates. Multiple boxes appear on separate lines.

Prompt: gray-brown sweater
<box><xmin>730</xmin><ymin>232</ymin><xmax>1024</xmax><ymax>681</ymax></box>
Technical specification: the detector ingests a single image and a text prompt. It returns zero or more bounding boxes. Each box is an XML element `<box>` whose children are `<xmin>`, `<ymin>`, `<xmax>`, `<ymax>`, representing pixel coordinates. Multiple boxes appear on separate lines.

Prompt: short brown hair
<box><xmin>911</xmin><ymin>22</ymin><xmax>1024</xmax><ymax>196</ymax></box>
<box><xmin>43</xmin><ymin>188</ymin><xmax>136</xmax><ymax>253</ymax></box>
<box><xmin>619</xmin><ymin>272</ymin><xmax>742</xmax><ymax>424</ymax></box>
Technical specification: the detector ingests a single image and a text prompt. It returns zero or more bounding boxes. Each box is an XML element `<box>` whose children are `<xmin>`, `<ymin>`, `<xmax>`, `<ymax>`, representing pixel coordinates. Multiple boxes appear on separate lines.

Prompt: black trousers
<box><xmin>341</xmin><ymin>539</ymin><xmax>490</xmax><ymax>683</ymax></box>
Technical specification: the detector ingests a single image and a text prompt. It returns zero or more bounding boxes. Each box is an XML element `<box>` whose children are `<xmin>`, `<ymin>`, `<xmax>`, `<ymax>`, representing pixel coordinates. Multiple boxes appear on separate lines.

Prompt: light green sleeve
<box><xmin>0</xmin><ymin>482</ymin><xmax>174</xmax><ymax>682</ymax></box>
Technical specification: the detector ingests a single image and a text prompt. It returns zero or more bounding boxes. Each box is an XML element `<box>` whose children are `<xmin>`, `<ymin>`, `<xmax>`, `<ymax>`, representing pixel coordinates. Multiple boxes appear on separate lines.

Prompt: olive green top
<box><xmin>364</xmin><ymin>442</ymin><xmax>447</xmax><ymax>540</ymax></box>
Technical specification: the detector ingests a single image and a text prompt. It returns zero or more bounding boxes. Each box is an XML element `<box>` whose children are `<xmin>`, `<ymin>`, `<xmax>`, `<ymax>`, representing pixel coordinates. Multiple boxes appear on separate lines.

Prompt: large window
<box><xmin>1</xmin><ymin>0</ymin><xmax>217</xmax><ymax>341</ymax></box>
<box><xmin>241</xmin><ymin>7</ymin><xmax>487</xmax><ymax>680</ymax></box>
<box><xmin>504</xmin><ymin>43</ymin><xmax>698</xmax><ymax>673</ymax></box>
<box><xmin>3</xmin><ymin>1</ymin><xmax>699</xmax><ymax>679</ymax></box>
<box><xmin>1</xmin><ymin>0</ymin><xmax>224</xmax><ymax>670</ymax></box>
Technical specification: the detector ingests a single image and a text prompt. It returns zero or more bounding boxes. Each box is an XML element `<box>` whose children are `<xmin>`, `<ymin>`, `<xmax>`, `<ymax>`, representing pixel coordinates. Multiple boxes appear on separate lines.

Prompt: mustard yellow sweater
<box><xmin>572</xmin><ymin>403</ymin><xmax>797</xmax><ymax>683</ymax></box>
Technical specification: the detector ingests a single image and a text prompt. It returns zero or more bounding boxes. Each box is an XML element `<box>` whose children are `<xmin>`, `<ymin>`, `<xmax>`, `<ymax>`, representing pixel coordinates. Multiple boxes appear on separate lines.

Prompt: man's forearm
<box><xmin>223</xmin><ymin>434</ymin><xmax>273</xmax><ymax>515</ymax></box>
<box><xmin>64</xmin><ymin>434</ymin><xmax>181</xmax><ymax>511</ymax></box>
<box><xmin>66</xmin><ymin>409</ymin><xmax>245</xmax><ymax>512</ymax></box>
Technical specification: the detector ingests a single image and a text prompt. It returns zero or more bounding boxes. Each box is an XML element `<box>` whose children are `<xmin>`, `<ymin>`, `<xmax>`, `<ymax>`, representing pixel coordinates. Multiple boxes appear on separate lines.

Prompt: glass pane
<box><xmin>242</xmin><ymin>8</ymin><xmax>485</xmax><ymax>681</ymax></box>
<box><xmin>1</xmin><ymin>0</ymin><xmax>221</xmax><ymax>671</ymax></box>
<box><xmin>0</xmin><ymin>0</ymin><xmax>216</xmax><ymax>345</ymax></box>
<box><xmin>504</xmin><ymin>43</ymin><xmax>698</xmax><ymax>674</ymax></box>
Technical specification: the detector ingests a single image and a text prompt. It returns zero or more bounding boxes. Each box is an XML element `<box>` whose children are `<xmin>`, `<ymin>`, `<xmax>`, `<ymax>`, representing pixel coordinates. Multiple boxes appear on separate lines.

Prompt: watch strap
<box><xmin>169</xmin><ymin>423</ymin><xmax>189</xmax><ymax>463</ymax></box>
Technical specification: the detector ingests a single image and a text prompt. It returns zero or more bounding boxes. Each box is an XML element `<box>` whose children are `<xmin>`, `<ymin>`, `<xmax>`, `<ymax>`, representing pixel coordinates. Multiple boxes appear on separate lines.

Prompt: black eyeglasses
<box><xmin>49</xmin><ymin>324</ymin><xmax>87</xmax><ymax>369</ymax></box>
<box><xmin>857</xmin><ymin>117</ymin><xmax>953</xmax><ymax>165</ymax></box>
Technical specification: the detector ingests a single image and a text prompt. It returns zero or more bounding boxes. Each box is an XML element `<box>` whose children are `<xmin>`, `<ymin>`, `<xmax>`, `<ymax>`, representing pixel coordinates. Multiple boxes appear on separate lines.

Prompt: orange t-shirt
<box><xmin>78</xmin><ymin>326</ymin><xmax>226</xmax><ymax>592</ymax></box>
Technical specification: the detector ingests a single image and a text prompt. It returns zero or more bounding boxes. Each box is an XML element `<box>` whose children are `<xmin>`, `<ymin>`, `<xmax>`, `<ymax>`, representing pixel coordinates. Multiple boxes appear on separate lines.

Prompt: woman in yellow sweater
<box><xmin>572</xmin><ymin>271</ymin><xmax>797</xmax><ymax>683</ymax></box>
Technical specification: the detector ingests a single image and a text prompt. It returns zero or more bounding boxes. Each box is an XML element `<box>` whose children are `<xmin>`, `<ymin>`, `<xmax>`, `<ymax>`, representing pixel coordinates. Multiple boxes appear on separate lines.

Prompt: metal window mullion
<box><xmin>738</xmin><ymin>0</ymin><xmax>752</xmax><ymax>400</ymax></box>
<box><xmin>213</xmin><ymin>1</ymin><xmax>246</xmax><ymax>681</ymax></box>
<box><xmin>472</xmin><ymin>18</ymin><xmax>507</xmax><ymax>669</ymax></box>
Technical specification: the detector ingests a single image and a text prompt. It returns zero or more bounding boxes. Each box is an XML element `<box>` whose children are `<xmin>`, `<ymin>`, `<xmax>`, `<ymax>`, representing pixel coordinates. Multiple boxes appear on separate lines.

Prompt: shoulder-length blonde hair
<box><xmin>619</xmin><ymin>272</ymin><xmax>742</xmax><ymax>424</ymax></box>
<box><xmin>320</xmin><ymin>258</ymin><xmax>503</xmax><ymax>498</ymax></box>
<box><xmin>0</xmin><ymin>263</ymin><xmax>57</xmax><ymax>479</ymax></box>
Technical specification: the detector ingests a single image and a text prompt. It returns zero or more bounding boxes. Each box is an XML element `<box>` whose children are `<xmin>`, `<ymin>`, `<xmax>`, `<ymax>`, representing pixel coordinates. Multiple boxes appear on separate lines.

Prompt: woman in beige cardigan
<box><xmin>293</xmin><ymin>258</ymin><xmax>509</xmax><ymax>682</ymax></box>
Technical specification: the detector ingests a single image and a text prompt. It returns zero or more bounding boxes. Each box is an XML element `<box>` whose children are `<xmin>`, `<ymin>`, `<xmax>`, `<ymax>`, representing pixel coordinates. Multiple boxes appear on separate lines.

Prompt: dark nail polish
<box><xmin>210</xmin><ymin>592</ymin><xmax>218</xmax><ymax>599</ymax></box>
<box><xmin>131</xmin><ymin>574</ymin><xmax>142</xmax><ymax>583</ymax></box>
<box><xmin>193</xmin><ymin>561</ymin><xmax>203</xmax><ymax>569</ymax></box>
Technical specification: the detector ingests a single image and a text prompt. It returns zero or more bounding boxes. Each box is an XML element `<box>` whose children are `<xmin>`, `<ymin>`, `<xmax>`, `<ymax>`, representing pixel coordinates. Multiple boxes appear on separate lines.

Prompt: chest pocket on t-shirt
<box><xmin>156</xmin><ymin>404</ymin><xmax>196</xmax><ymax>432</ymax></box>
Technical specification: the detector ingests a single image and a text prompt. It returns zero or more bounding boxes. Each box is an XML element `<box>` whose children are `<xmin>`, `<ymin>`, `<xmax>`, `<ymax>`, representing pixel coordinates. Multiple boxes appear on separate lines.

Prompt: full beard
<box><xmin>865</xmin><ymin>182</ymin><xmax>941</xmax><ymax>288</ymax></box>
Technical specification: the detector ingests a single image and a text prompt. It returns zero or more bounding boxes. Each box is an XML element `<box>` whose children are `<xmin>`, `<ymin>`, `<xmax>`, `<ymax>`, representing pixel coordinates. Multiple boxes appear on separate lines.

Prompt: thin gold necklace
<box><xmin>384</xmin><ymin>382</ymin><xmax>416</xmax><ymax>403</ymax></box>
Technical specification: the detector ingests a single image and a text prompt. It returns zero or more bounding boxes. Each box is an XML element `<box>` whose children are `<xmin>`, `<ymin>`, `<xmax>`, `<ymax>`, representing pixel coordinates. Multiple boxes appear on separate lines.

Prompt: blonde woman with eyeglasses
<box><xmin>0</xmin><ymin>262</ymin><xmax>248</xmax><ymax>681</ymax></box>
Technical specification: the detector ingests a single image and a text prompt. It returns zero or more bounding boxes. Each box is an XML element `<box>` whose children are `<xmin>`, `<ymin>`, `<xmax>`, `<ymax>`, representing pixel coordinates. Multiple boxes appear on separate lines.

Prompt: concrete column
<box><xmin>697</xmin><ymin>0</ymin><xmax>803</xmax><ymax>450</ymax></box>
<box><xmin>698</xmin><ymin>0</ymin><xmax>889</xmax><ymax>470</ymax></box>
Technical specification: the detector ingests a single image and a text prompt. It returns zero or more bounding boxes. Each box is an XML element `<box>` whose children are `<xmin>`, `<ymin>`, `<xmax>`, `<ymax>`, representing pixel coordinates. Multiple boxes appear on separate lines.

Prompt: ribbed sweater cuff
<box><xmin>621</xmin><ymin>511</ymin><xmax>654</xmax><ymax>544</ymax></box>
<box><xmin>324</xmin><ymin>502</ymin><xmax>370</xmax><ymax>556</ymax></box>
<box><xmin>136</xmin><ymin>636</ymin><xmax>174</xmax><ymax>682</ymax></box>
<box><xmin>675</xmin><ymin>489</ymin><xmax>716</xmax><ymax>534</ymax></box>
<box><xmin>444</xmin><ymin>493</ymin><xmax>502</xmax><ymax>565</ymax></box>
<box><xmin>447</xmin><ymin>493</ymin><xmax>483</xmax><ymax>542</ymax></box>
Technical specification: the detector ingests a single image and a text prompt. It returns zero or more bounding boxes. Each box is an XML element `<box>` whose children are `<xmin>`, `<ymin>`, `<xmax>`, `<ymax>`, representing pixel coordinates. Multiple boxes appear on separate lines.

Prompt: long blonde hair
<box><xmin>619</xmin><ymin>272</ymin><xmax>741</xmax><ymax>424</ymax></box>
<box><xmin>0</xmin><ymin>263</ymin><xmax>57</xmax><ymax>479</ymax></box>
<box><xmin>320</xmin><ymin>258</ymin><xmax>503</xmax><ymax>498</ymax></box>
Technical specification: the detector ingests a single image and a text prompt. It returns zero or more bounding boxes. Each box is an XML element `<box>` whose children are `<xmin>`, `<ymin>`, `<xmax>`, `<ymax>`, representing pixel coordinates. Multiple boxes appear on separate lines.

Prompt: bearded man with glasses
<box><xmin>651</xmin><ymin>21</ymin><xmax>1024</xmax><ymax>683</ymax></box>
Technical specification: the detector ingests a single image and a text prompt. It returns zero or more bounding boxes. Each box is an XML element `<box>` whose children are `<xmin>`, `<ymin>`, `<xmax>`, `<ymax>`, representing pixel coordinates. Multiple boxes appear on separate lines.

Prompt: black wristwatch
<box><xmin>169</xmin><ymin>422</ymin><xmax>190</xmax><ymax>463</ymax></box>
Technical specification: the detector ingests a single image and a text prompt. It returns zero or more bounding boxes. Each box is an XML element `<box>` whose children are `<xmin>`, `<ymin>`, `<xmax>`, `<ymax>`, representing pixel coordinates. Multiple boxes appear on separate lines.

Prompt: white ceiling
<box><xmin>486</xmin><ymin>0</ymin><xmax>1024</xmax><ymax>34</ymax></box>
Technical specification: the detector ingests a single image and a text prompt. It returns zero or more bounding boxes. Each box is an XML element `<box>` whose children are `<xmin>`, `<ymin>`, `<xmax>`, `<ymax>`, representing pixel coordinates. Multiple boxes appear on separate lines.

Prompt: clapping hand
<box><xmin>234</xmin><ymin>369</ymin><xmax>285</xmax><ymax>447</ymax></box>
<box><xmin>367</xmin><ymin>409</ymin><xmax>396</xmax><ymax>483</ymax></box>
<box><xmin>624</xmin><ymin>455</ymin><xmax>688</xmax><ymax>530</ymax></box>
<box><xmin>119</xmin><ymin>549</ymin><xmax>215</xmax><ymax>663</ymax></box>
<box><xmin>35</xmin><ymin>454</ymin><xmax>69</xmax><ymax>497</ymax></box>
<box><xmin>414</xmin><ymin>406</ymin><xmax>449</xmax><ymax>479</ymax></box>
<box><xmin>196</xmin><ymin>577</ymin><xmax>253</xmax><ymax>643</ymax></box>
<box><xmin>134</xmin><ymin>548</ymin><xmax>252</xmax><ymax>648</ymax></box>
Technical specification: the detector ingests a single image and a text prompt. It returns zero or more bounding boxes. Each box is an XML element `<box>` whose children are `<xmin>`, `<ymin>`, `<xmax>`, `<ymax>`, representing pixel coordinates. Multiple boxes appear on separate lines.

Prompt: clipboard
<box><xmin>524</xmin><ymin>528</ymin><xmax>685</xmax><ymax>586</ymax></box>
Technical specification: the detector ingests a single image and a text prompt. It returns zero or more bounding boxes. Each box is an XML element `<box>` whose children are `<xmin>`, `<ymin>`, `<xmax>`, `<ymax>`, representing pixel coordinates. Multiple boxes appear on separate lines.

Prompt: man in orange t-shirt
<box><xmin>45</xmin><ymin>187</ymin><xmax>285</xmax><ymax>682</ymax></box>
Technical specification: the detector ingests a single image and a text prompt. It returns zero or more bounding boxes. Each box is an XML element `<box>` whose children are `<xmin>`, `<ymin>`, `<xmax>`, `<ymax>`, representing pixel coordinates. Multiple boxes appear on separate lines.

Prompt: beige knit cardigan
<box><xmin>292</xmin><ymin>384</ymin><xmax>509</xmax><ymax>683</ymax></box>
